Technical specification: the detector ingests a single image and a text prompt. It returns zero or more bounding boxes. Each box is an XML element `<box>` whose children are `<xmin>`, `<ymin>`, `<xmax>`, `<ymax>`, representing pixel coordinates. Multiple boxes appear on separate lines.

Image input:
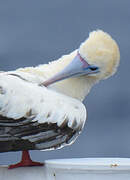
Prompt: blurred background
<box><xmin>0</xmin><ymin>0</ymin><xmax>129</xmax><ymax>165</ymax></box>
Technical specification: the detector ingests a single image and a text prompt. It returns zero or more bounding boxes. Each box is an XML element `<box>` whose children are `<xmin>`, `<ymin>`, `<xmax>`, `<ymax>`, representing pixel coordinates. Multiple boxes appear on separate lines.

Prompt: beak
<box><xmin>41</xmin><ymin>52</ymin><xmax>99</xmax><ymax>87</ymax></box>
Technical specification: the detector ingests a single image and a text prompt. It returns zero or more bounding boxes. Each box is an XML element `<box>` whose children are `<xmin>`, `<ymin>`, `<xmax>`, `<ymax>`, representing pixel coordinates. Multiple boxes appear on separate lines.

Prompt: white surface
<box><xmin>0</xmin><ymin>166</ymin><xmax>46</xmax><ymax>180</ymax></box>
<box><xmin>45</xmin><ymin>158</ymin><xmax>130</xmax><ymax>170</ymax></box>
<box><xmin>1</xmin><ymin>158</ymin><xmax>130</xmax><ymax>180</ymax></box>
<box><xmin>45</xmin><ymin>158</ymin><xmax>130</xmax><ymax>180</ymax></box>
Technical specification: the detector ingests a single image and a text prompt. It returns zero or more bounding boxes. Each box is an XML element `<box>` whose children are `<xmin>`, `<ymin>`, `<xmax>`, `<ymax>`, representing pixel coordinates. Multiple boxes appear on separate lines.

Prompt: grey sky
<box><xmin>0</xmin><ymin>0</ymin><xmax>129</xmax><ymax>165</ymax></box>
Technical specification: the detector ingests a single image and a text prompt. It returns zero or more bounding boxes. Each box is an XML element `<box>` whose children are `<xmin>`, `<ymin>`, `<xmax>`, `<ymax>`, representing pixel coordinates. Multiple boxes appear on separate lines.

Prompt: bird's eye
<box><xmin>89</xmin><ymin>66</ymin><xmax>98</xmax><ymax>71</ymax></box>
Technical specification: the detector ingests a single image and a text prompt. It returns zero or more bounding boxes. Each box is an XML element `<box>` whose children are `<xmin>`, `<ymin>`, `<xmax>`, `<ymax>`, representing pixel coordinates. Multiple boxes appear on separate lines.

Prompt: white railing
<box><xmin>1</xmin><ymin>158</ymin><xmax>130</xmax><ymax>180</ymax></box>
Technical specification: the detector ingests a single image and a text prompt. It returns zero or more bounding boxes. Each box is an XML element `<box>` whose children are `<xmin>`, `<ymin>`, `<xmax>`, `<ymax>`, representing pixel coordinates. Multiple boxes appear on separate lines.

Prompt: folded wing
<box><xmin>0</xmin><ymin>73</ymin><xmax>86</xmax><ymax>152</ymax></box>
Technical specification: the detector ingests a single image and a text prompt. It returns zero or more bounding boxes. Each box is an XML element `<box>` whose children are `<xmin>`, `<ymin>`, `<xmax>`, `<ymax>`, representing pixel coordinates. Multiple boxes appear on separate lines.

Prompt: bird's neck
<box><xmin>17</xmin><ymin>50</ymin><xmax>99</xmax><ymax>101</ymax></box>
<box><xmin>49</xmin><ymin>76</ymin><xmax>98</xmax><ymax>101</ymax></box>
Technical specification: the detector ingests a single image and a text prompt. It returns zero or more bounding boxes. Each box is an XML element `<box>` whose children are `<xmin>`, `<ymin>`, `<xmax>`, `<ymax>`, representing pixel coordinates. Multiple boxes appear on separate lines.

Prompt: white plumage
<box><xmin>0</xmin><ymin>73</ymin><xmax>86</xmax><ymax>129</ymax></box>
<box><xmin>0</xmin><ymin>72</ymin><xmax>86</xmax><ymax>151</ymax></box>
<box><xmin>0</xmin><ymin>30</ymin><xmax>120</xmax><ymax>168</ymax></box>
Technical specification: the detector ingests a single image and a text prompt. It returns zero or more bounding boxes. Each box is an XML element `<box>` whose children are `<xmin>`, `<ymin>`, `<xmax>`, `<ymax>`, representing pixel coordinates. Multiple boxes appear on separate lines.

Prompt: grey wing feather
<box><xmin>0</xmin><ymin>115</ymin><xmax>77</xmax><ymax>152</ymax></box>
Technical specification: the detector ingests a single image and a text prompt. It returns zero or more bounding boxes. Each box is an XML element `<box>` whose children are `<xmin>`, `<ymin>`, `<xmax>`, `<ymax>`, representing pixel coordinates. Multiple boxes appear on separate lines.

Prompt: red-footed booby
<box><xmin>0</xmin><ymin>30</ymin><xmax>120</xmax><ymax>169</ymax></box>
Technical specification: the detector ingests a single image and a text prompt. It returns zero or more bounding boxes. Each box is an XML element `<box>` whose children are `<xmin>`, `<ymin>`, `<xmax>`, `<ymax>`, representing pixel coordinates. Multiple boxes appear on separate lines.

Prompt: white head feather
<box><xmin>79</xmin><ymin>30</ymin><xmax>120</xmax><ymax>80</ymax></box>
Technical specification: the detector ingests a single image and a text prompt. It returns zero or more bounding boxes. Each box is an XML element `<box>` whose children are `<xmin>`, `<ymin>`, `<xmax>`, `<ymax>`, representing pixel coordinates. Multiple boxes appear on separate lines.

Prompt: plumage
<box><xmin>0</xmin><ymin>74</ymin><xmax>86</xmax><ymax>152</ymax></box>
<box><xmin>0</xmin><ymin>30</ymin><xmax>120</xmax><ymax>168</ymax></box>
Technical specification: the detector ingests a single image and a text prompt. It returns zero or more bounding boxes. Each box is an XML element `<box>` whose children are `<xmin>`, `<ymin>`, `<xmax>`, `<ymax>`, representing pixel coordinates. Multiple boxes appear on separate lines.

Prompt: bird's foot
<box><xmin>8</xmin><ymin>150</ymin><xmax>44</xmax><ymax>169</ymax></box>
<box><xmin>8</xmin><ymin>160</ymin><xmax>44</xmax><ymax>169</ymax></box>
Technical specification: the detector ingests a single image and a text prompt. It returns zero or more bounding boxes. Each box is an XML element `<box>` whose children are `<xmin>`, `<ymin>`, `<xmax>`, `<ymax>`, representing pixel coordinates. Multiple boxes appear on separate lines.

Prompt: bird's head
<box><xmin>42</xmin><ymin>30</ymin><xmax>120</xmax><ymax>86</ymax></box>
<box><xmin>79</xmin><ymin>30</ymin><xmax>120</xmax><ymax>80</ymax></box>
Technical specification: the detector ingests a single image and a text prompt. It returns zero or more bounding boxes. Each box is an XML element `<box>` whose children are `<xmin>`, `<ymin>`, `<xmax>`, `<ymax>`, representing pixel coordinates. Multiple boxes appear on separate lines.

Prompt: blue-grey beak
<box><xmin>41</xmin><ymin>52</ymin><xmax>99</xmax><ymax>87</ymax></box>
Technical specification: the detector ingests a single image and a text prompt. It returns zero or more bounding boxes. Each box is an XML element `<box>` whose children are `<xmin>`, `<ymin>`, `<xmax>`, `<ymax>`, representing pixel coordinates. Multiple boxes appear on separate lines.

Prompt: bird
<box><xmin>0</xmin><ymin>30</ymin><xmax>120</xmax><ymax>169</ymax></box>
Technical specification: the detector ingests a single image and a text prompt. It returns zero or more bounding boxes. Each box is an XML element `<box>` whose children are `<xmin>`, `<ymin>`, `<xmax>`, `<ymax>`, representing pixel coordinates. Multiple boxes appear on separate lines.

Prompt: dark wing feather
<box><xmin>0</xmin><ymin>115</ymin><xmax>77</xmax><ymax>152</ymax></box>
